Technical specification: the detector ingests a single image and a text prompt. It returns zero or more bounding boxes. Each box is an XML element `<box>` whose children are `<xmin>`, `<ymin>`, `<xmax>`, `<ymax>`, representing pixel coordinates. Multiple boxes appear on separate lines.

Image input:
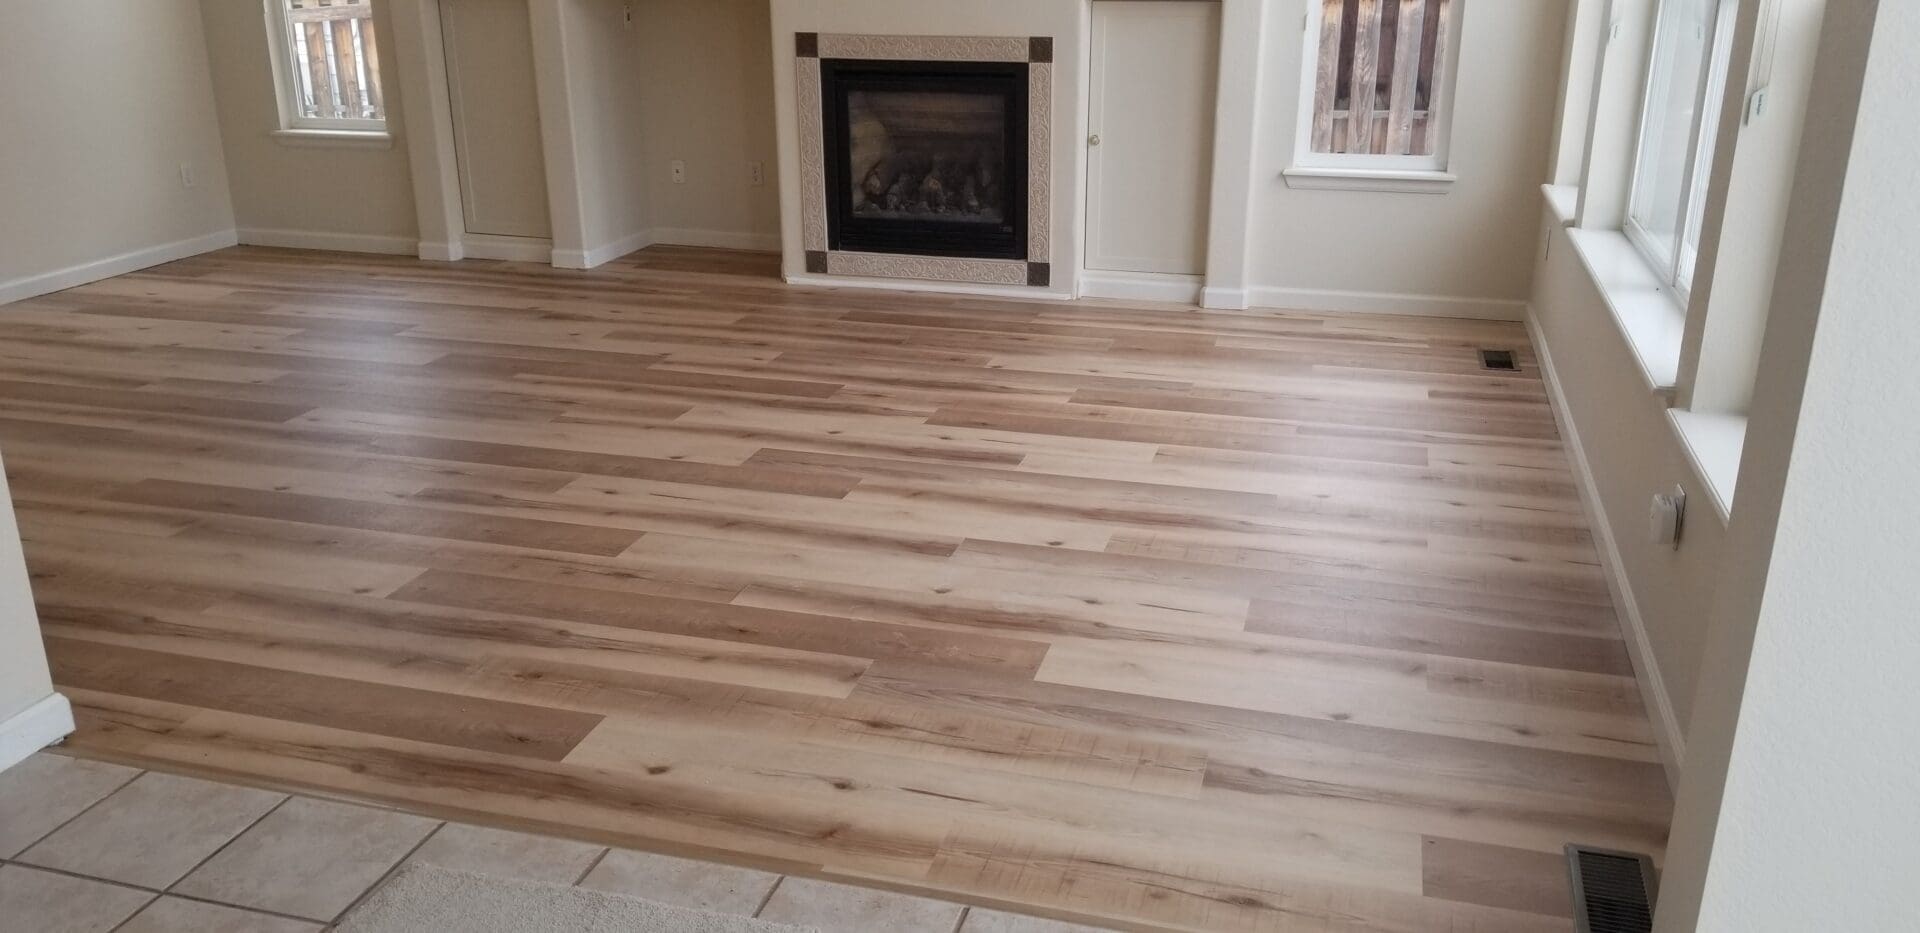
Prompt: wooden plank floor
<box><xmin>0</xmin><ymin>246</ymin><xmax>1671</xmax><ymax>931</ymax></box>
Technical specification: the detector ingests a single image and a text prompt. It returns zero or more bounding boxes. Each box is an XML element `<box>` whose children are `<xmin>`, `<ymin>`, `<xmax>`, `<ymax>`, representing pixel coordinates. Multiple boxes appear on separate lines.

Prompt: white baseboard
<box><xmin>784</xmin><ymin>272</ymin><xmax>1071</xmax><ymax>302</ymax></box>
<box><xmin>418</xmin><ymin>241</ymin><xmax>463</xmax><ymax>262</ymax></box>
<box><xmin>556</xmin><ymin>229</ymin><xmax>657</xmax><ymax>271</ymax></box>
<box><xmin>239</xmin><ymin>228</ymin><xmax>415</xmax><ymax>256</ymax></box>
<box><xmin>0</xmin><ymin>694</ymin><xmax>75</xmax><ymax>775</ymax></box>
<box><xmin>1080</xmin><ymin>270</ymin><xmax>1204</xmax><ymax>304</ymax></box>
<box><xmin>462</xmin><ymin>235</ymin><xmax>553</xmax><ymax>263</ymax></box>
<box><xmin>1201</xmin><ymin>286</ymin><xmax>1251</xmax><ymax>310</ymax></box>
<box><xmin>650</xmin><ymin>228</ymin><xmax>781</xmax><ymax>252</ymax></box>
<box><xmin>1250</xmin><ymin>285</ymin><xmax>1527</xmax><ymax>321</ymax></box>
<box><xmin>1527</xmin><ymin>309</ymin><xmax>1685</xmax><ymax>787</ymax></box>
<box><xmin>0</xmin><ymin>229</ymin><xmax>238</xmax><ymax>306</ymax></box>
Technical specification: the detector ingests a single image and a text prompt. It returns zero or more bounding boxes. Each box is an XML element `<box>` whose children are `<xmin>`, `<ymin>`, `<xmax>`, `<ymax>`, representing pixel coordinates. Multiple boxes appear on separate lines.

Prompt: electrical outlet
<box><xmin>748</xmin><ymin>161</ymin><xmax>765</xmax><ymax>187</ymax></box>
<box><xmin>671</xmin><ymin>160</ymin><xmax>687</xmax><ymax>184</ymax></box>
<box><xmin>179</xmin><ymin>162</ymin><xmax>197</xmax><ymax>189</ymax></box>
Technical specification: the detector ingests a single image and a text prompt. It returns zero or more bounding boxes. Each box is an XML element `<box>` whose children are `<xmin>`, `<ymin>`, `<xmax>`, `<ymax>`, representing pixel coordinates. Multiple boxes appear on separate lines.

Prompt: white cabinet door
<box><xmin>441</xmin><ymin>0</ymin><xmax>552</xmax><ymax>240</ymax></box>
<box><xmin>1085</xmin><ymin>1</ymin><xmax>1220</xmax><ymax>276</ymax></box>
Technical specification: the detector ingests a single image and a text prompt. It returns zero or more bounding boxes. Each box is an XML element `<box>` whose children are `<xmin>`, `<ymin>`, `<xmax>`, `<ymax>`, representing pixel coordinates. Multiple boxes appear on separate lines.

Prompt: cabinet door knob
<box><xmin>1088</xmin><ymin>134</ymin><xmax>1102</xmax><ymax>147</ymax></box>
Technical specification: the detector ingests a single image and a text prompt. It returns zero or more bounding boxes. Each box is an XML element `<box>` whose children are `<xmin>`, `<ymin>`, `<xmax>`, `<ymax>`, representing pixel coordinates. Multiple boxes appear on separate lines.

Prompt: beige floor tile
<box><xmin>19</xmin><ymin>771</ymin><xmax>284</xmax><ymax>888</ymax></box>
<box><xmin>0</xmin><ymin>864</ymin><xmax>153</xmax><ymax>933</ymax></box>
<box><xmin>577</xmin><ymin>847</ymin><xmax>780</xmax><ymax>916</ymax></box>
<box><xmin>118</xmin><ymin>896</ymin><xmax>323</xmax><ymax>933</ymax></box>
<box><xmin>963</xmin><ymin>908</ymin><xmax>1116</xmax><ymax>933</ymax></box>
<box><xmin>0</xmin><ymin>753</ymin><xmax>140</xmax><ymax>857</ymax></box>
<box><xmin>758</xmin><ymin>876</ymin><xmax>965</xmax><ymax>932</ymax></box>
<box><xmin>172</xmin><ymin>796</ymin><xmax>438</xmax><ymax>921</ymax></box>
<box><xmin>407</xmin><ymin>822</ymin><xmax>604</xmax><ymax>885</ymax></box>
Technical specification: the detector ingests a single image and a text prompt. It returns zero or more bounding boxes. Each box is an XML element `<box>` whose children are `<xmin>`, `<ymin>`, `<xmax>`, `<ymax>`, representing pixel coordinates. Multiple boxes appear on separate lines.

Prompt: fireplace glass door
<box><xmin>822</xmin><ymin>60</ymin><xmax>1029</xmax><ymax>260</ymax></box>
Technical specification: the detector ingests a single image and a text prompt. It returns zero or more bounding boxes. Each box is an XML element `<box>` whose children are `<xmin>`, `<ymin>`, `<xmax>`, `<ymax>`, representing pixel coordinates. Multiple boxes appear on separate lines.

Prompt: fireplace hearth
<box><xmin>823</xmin><ymin>60</ymin><xmax>1029</xmax><ymax>260</ymax></box>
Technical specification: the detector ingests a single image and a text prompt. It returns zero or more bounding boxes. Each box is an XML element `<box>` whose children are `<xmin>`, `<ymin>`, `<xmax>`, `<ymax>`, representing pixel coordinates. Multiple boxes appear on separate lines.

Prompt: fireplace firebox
<box><xmin>821</xmin><ymin>59</ymin><xmax>1030</xmax><ymax>261</ymax></box>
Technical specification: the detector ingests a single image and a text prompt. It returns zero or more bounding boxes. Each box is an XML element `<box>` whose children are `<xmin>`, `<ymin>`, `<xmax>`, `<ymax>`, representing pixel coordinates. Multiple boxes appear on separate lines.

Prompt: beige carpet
<box><xmin>338</xmin><ymin>864</ymin><xmax>820</xmax><ymax>933</ymax></box>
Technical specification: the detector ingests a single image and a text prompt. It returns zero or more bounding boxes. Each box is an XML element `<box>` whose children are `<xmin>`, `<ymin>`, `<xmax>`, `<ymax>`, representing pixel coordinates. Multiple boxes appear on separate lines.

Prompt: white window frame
<box><xmin>1286</xmin><ymin>0</ymin><xmax>1467</xmax><ymax>189</ymax></box>
<box><xmin>262</xmin><ymin>0</ymin><xmax>388</xmax><ymax>136</ymax></box>
<box><xmin>1623</xmin><ymin>0</ymin><xmax>1738</xmax><ymax>303</ymax></box>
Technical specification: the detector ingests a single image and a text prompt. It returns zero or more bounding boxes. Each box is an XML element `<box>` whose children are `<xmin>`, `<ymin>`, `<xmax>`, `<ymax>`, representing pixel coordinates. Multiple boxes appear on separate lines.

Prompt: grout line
<box><xmin>752</xmin><ymin>874</ymin><xmax>786</xmax><ymax>918</ymax></box>
<box><xmin>570</xmin><ymin>846</ymin><xmax>612</xmax><ymax>887</ymax></box>
<box><xmin>102</xmin><ymin>890</ymin><xmax>161</xmax><ymax>933</ymax></box>
<box><xmin>7</xmin><ymin>764</ymin><xmax>146</xmax><ymax>859</ymax></box>
<box><xmin>163</xmin><ymin>793</ymin><xmax>294</xmax><ymax>894</ymax></box>
<box><xmin>328</xmin><ymin>819</ymin><xmax>445</xmax><ymax>926</ymax></box>
<box><xmin>143</xmin><ymin>889</ymin><xmax>334</xmax><ymax>927</ymax></box>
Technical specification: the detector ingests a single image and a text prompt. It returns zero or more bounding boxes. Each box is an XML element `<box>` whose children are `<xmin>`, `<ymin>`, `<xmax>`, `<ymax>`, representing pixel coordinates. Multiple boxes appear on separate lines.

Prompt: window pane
<box><xmin>281</xmin><ymin>0</ymin><xmax>385</xmax><ymax>124</ymax></box>
<box><xmin>1310</xmin><ymin>0</ymin><xmax>1452</xmax><ymax>156</ymax></box>
<box><xmin>1629</xmin><ymin>0</ymin><xmax>1718</xmax><ymax>275</ymax></box>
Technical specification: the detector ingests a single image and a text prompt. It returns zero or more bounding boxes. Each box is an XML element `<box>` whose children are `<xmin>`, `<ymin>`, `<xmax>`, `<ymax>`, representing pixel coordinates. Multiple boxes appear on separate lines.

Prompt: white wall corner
<box><xmin>417</xmin><ymin>241</ymin><xmax>464</xmax><ymax>262</ymax></box>
<box><xmin>0</xmin><ymin>230</ymin><xmax>238</xmax><ymax>307</ymax></box>
<box><xmin>0</xmin><ymin>693</ymin><xmax>75</xmax><ymax>775</ymax></box>
<box><xmin>1200</xmin><ymin>286</ymin><xmax>1251</xmax><ymax>310</ymax></box>
<box><xmin>1527</xmin><ymin>309</ymin><xmax>1687</xmax><ymax>787</ymax></box>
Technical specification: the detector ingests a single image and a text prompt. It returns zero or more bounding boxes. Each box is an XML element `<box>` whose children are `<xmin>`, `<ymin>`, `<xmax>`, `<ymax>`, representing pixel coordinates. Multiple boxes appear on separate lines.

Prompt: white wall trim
<box><xmin>461</xmin><ymin>235</ymin><xmax>553</xmax><ymax>263</ymax></box>
<box><xmin>1527</xmin><ymin>309</ymin><xmax>1686</xmax><ymax>788</ymax></box>
<box><xmin>417</xmin><ymin>240</ymin><xmax>463</xmax><ymax>262</ymax></box>
<box><xmin>0</xmin><ymin>694</ymin><xmax>75</xmax><ymax>775</ymax></box>
<box><xmin>554</xmin><ymin>229</ymin><xmax>656</xmax><ymax>270</ymax></box>
<box><xmin>650</xmin><ymin>228</ymin><xmax>782</xmax><ymax>253</ymax></box>
<box><xmin>1251</xmin><ymin>286</ymin><xmax>1527</xmax><ymax>321</ymax></box>
<box><xmin>1201</xmin><ymin>285</ymin><xmax>1250</xmax><ymax>310</ymax></box>
<box><xmin>239</xmin><ymin>228</ymin><xmax>417</xmax><ymax>256</ymax></box>
<box><xmin>784</xmin><ymin>273</ymin><xmax>1073</xmax><ymax>302</ymax></box>
<box><xmin>1081</xmin><ymin>270</ymin><xmax>1204</xmax><ymax>304</ymax></box>
<box><xmin>0</xmin><ymin>230</ymin><xmax>238</xmax><ymax>307</ymax></box>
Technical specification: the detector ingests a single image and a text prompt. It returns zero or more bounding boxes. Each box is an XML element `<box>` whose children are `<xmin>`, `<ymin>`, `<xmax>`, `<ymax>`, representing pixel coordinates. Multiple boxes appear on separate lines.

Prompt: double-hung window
<box><xmin>1625</xmin><ymin>0</ymin><xmax>1738</xmax><ymax>299</ymax></box>
<box><xmin>1292</xmin><ymin>0</ymin><xmax>1466</xmax><ymax>184</ymax></box>
<box><xmin>266</xmin><ymin>0</ymin><xmax>387</xmax><ymax>134</ymax></box>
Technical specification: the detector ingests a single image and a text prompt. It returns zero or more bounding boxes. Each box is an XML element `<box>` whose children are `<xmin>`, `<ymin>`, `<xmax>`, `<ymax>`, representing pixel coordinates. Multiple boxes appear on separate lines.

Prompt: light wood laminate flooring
<box><xmin>0</xmin><ymin>247</ymin><xmax>1671</xmax><ymax>932</ymax></box>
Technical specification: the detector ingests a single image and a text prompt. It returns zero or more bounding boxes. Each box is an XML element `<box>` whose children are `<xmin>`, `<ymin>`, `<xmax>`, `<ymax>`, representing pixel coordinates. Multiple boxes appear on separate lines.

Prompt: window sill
<box><xmin>1564</xmin><ymin>227</ymin><xmax>1686</xmax><ymax>397</ymax></box>
<box><xmin>1542</xmin><ymin>183</ymin><xmax>1578</xmax><ymax>226</ymax></box>
<box><xmin>1668</xmin><ymin>409</ymin><xmax>1746</xmax><ymax>525</ymax></box>
<box><xmin>1281</xmin><ymin>166</ymin><xmax>1457</xmax><ymax>194</ymax></box>
<box><xmin>271</xmin><ymin>129</ymin><xmax>393</xmax><ymax>150</ymax></box>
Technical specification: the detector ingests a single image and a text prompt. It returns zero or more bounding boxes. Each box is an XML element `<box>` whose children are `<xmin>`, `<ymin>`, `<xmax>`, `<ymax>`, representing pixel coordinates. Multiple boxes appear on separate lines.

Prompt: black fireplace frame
<box><xmin>819</xmin><ymin>58</ymin><xmax>1031</xmax><ymax>261</ymax></box>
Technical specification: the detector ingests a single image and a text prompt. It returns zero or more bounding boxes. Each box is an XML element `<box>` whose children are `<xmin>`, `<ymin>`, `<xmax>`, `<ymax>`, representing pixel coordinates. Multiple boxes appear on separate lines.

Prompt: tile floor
<box><xmin>0</xmin><ymin>751</ymin><xmax>1109</xmax><ymax>933</ymax></box>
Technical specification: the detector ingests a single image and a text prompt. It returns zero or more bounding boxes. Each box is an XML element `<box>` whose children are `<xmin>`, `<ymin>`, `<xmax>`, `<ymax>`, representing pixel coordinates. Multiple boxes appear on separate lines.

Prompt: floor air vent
<box><xmin>1566</xmin><ymin>845</ymin><xmax>1657</xmax><ymax>933</ymax></box>
<box><xmin>1479</xmin><ymin>348</ymin><xmax>1518</xmax><ymax>371</ymax></box>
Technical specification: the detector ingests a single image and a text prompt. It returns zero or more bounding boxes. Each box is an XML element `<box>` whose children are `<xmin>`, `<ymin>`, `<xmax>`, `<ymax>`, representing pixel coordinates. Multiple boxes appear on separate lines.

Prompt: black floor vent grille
<box><xmin>1479</xmin><ymin>348</ymin><xmax>1518</xmax><ymax>371</ymax></box>
<box><xmin>1566</xmin><ymin>845</ymin><xmax>1657</xmax><ymax>933</ymax></box>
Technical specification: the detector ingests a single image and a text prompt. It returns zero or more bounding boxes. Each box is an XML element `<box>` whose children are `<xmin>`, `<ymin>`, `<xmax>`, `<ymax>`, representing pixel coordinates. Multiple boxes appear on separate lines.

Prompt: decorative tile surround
<box><xmin>795</xmin><ymin>32</ymin><xmax>1054</xmax><ymax>288</ymax></box>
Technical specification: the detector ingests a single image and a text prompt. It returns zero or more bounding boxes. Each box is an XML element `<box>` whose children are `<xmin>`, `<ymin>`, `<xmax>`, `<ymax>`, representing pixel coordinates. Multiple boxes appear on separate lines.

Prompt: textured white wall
<box><xmin>1657</xmin><ymin>3</ymin><xmax>1920</xmax><ymax>928</ymax></box>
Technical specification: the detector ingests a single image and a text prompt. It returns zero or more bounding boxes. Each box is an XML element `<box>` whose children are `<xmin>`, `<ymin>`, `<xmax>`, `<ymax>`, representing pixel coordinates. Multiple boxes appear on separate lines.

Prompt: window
<box><xmin>266</xmin><ymin>0</ymin><xmax>387</xmax><ymax>133</ymax></box>
<box><xmin>1626</xmin><ymin>0</ymin><xmax>1737</xmax><ymax>298</ymax></box>
<box><xmin>1296</xmin><ymin>0</ymin><xmax>1464</xmax><ymax>173</ymax></box>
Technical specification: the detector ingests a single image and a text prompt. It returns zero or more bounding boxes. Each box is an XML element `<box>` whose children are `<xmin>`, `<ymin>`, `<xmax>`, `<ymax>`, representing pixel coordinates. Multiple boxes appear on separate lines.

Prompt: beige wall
<box><xmin>198</xmin><ymin>0</ymin><xmax>420</xmax><ymax>251</ymax></box>
<box><xmin>1529</xmin><ymin>207</ymin><xmax>1728</xmax><ymax>777</ymax></box>
<box><xmin>0</xmin><ymin>0</ymin><xmax>236</xmax><ymax>302</ymax></box>
<box><xmin>1248</xmin><ymin>0</ymin><xmax>1569</xmax><ymax>316</ymax></box>
<box><xmin>636</xmin><ymin>0</ymin><xmax>780</xmax><ymax>249</ymax></box>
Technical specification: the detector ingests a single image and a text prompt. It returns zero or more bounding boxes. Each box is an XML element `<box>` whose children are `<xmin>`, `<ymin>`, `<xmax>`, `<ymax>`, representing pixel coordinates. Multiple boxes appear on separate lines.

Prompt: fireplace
<box><xmin>795</xmin><ymin>33</ymin><xmax>1053</xmax><ymax>288</ymax></box>
<box><xmin>822</xmin><ymin>60</ymin><xmax>1029</xmax><ymax>260</ymax></box>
